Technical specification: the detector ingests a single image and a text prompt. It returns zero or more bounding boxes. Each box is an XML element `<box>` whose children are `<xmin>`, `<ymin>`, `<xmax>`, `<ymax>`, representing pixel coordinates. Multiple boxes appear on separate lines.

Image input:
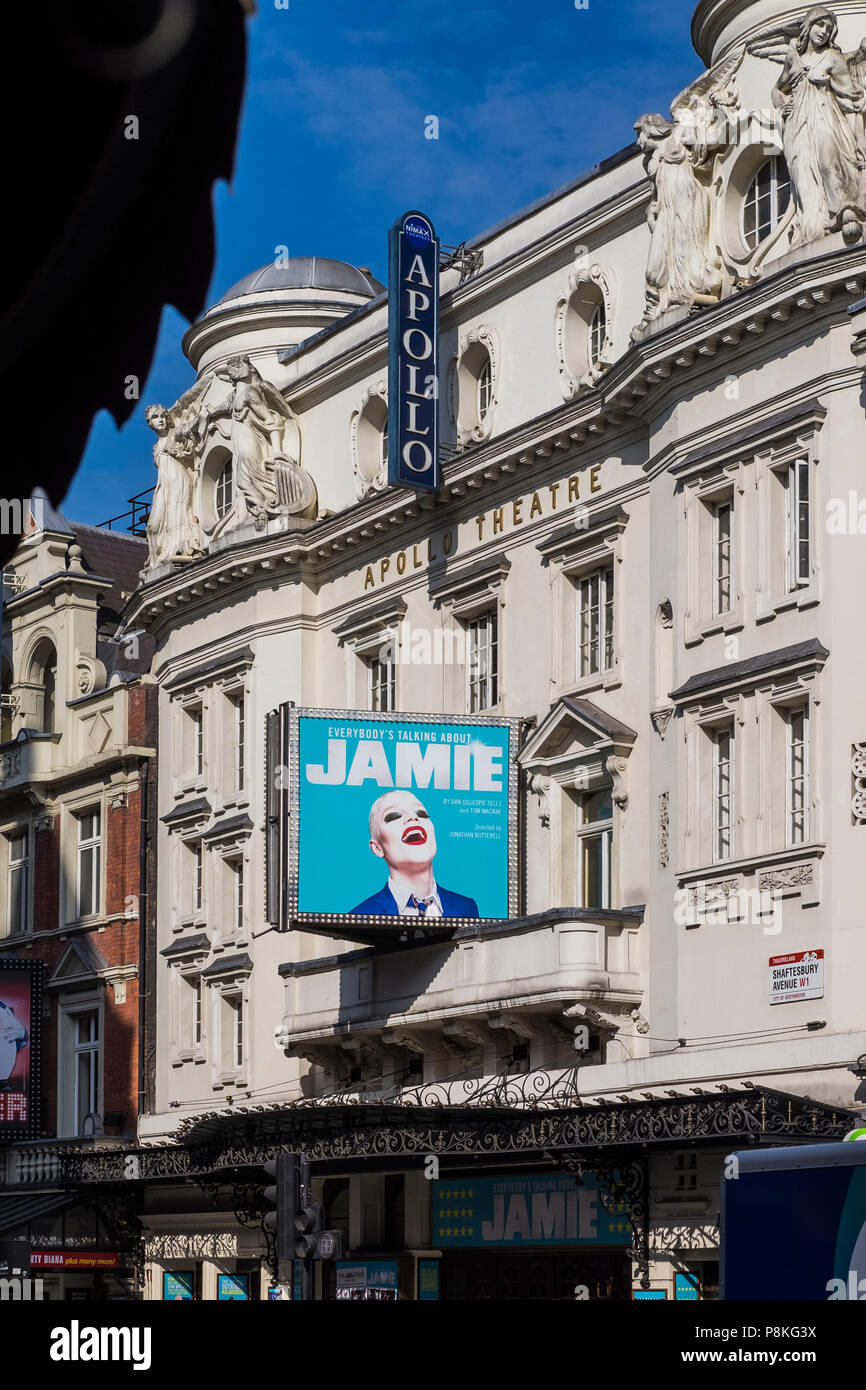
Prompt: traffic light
<box><xmin>263</xmin><ymin>1151</ymin><xmax>344</xmax><ymax>1278</ymax></box>
<box><xmin>262</xmin><ymin>1152</ymin><xmax>294</xmax><ymax>1264</ymax></box>
<box><xmin>294</xmin><ymin>1181</ymin><xmax>321</xmax><ymax>1260</ymax></box>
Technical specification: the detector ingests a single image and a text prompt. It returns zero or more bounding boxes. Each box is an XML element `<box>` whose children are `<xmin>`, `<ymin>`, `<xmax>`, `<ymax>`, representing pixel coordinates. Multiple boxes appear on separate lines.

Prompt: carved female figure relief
<box><xmin>144</xmin><ymin>379</ymin><xmax>209</xmax><ymax>567</ymax></box>
<box><xmin>632</xmin><ymin>49</ymin><xmax>743</xmax><ymax>335</ymax></box>
<box><xmin>751</xmin><ymin>7</ymin><xmax>866</xmax><ymax>246</ymax></box>
<box><xmin>205</xmin><ymin>356</ymin><xmax>315</xmax><ymax>528</ymax></box>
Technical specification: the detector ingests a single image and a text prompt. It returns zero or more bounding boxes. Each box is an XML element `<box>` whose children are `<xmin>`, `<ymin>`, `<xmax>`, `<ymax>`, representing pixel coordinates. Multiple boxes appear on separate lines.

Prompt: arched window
<box><xmin>216</xmin><ymin>459</ymin><xmax>234</xmax><ymax>520</ymax></box>
<box><xmin>29</xmin><ymin>641</ymin><xmax>57</xmax><ymax>734</ymax></box>
<box><xmin>476</xmin><ymin>356</ymin><xmax>493</xmax><ymax>423</ymax></box>
<box><xmin>589</xmin><ymin>301</ymin><xmax>607</xmax><ymax>370</ymax></box>
<box><xmin>743</xmin><ymin>157</ymin><xmax>791</xmax><ymax>250</ymax></box>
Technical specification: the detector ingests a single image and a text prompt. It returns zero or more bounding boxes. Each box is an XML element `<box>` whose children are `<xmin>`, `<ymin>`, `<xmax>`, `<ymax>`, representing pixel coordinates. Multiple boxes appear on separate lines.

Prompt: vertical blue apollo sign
<box><xmin>388</xmin><ymin>211</ymin><xmax>440</xmax><ymax>492</ymax></box>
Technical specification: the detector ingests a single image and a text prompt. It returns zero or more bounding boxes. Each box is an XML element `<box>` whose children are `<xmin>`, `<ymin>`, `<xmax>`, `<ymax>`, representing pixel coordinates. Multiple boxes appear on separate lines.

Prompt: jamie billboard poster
<box><xmin>292</xmin><ymin>710</ymin><xmax>519</xmax><ymax>923</ymax></box>
<box><xmin>0</xmin><ymin>958</ymin><xmax>41</xmax><ymax>1140</ymax></box>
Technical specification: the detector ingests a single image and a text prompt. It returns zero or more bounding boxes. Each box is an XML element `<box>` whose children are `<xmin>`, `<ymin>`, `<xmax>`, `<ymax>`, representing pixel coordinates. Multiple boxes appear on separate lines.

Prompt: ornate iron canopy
<box><xmin>34</xmin><ymin>1081</ymin><xmax>851</xmax><ymax>1187</ymax></box>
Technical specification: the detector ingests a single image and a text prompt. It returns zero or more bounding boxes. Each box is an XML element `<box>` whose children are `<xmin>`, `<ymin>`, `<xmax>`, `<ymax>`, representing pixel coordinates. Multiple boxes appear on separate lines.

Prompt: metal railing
<box><xmin>99</xmin><ymin>487</ymin><xmax>155</xmax><ymax>536</ymax></box>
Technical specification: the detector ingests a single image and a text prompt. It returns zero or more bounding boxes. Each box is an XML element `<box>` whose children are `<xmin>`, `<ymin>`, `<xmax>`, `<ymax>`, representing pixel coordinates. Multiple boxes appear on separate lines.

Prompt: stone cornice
<box><xmin>605</xmin><ymin>243</ymin><xmax>866</xmax><ymax>417</ymax></box>
<box><xmin>126</xmin><ymin>243</ymin><xmax>866</xmax><ymax>633</ymax></box>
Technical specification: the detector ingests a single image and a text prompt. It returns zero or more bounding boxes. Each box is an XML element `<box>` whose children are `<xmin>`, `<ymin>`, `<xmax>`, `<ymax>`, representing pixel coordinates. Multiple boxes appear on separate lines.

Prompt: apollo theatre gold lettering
<box><xmin>362</xmin><ymin>465</ymin><xmax>605</xmax><ymax>590</ymax></box>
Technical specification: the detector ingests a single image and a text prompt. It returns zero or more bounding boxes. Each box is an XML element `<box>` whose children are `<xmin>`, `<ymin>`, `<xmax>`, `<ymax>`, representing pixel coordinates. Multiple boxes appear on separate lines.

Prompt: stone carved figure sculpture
<box><xmin>749</xmin><ymin>7</ymin><xmax>866</xmax><ymax>246</ymax></box>
<box><xmin>633</xmin><ymin>48</ymin><xmax>744</xmax><ymax>335</ymax></box>
<box><xmin>205</xmin><ymin>355</ymin><xmax>316</xmax><ymax>528</ymax></box>
<box><xmin>145</xmin><ymin>377</ymin><xmax>210</xmax><ymax>567</ymax></box>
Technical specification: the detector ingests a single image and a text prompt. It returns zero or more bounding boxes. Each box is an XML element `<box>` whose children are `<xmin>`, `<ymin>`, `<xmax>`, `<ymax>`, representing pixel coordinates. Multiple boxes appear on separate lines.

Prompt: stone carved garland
<box><xmin>658</xmin><ymin>791</ymin><xmax>669</xmax><ymax>870</ymax></box>
<box><xmin>851</xmin><ymin>742</ymin><xmax>866</xmax><ymax>822</ymax></box>
<box><xmin>758</xmin><ymin>863</ymin><xmax>814</xmax><ymax>891</ymax></box>
<box><xmin>145</xmin><ymin>354</ymin><xmax>318</xmax><ymax>570</ymax></box>
<box><xmin>634</xmin><ymin>8</ymin><xmax>866</xmax><ymax>335</ymax></box>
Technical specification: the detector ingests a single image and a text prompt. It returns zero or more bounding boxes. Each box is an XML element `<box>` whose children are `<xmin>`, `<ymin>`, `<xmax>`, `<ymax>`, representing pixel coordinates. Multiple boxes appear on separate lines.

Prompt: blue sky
<box><xmin>67</xmin><ymin>0</ymin><xmax>701</xmax><ymax>525</ymax></box>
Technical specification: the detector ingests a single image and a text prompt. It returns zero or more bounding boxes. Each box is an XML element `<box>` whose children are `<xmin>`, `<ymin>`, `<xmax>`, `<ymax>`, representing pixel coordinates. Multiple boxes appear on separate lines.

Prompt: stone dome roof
<box><xmin>216</xmin><ymin>257</ymin><xmax>384</xmax><ymax>305</ymax></box>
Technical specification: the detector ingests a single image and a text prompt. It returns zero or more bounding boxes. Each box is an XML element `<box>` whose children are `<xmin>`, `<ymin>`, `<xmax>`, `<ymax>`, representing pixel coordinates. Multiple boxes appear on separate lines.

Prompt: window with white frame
<box><xmin>6</xmin><ymin>828</ymin><xmax>29</xmax><ymax>935</ymax></box>
<box><xmin>786</xmin><ymin>705</ymin><xmax>809</xmax><ymax>845</ymax></box>
<box><xmin>466</xmin><ymin>609</ymin><xmax>499</xmax><ymax>713</ymax></box>
<box><xmin>713</xmin><ymin>501</ymin><xmax>733</xmax><ymax>618</ymax></box>
<box><xmin>220</xmin><ymin>992</ymin><xmax>244</xmax><ymax>1075</ymax></box>
<box><xmin>192</xmin><ymin>976</ymin><xmax>203</xmax><ymax>1048</ymax></box>
<box><xmin>743</xmin><ymin>157</ymin><xmax>791</xmax><ymax>251</ymax></box>
<box><xmin>589</xmin><ymin>301</ymin><xmax>607</xmax><ymax>371</ymax></box>
<box><xmin>786</xmin><ymin>458</ymin><xmax>810</xmax><ymax>592</ymax></box>
<box><xmin>577</xmin><ymin>566</ymin><xmax>615</xmax><ymax>678</ymax></box>
<box><xmin>477</xmin><ymin>356</ymin><xmax>493</xmax><ymax>423</ymax></box>
<box><xmin>188</xmin><ymin>704</ymin><xmax>204</xmax><ymax>780</ymax></box>
<box><xmin>366</xmin><ymin>646</ymin><xmax>395</xmax><ymax>713</ymax></box>
<box><xmin>713</xmin><ymin>725</ymin><xmax>734</xmax><ymax>861</ymax></box>
<box><xmin>75</xmin><ymin>809</ymin><xmax>101</xmax><ymax>918</ymax></box>
<box><xmin>216</xmin><ymin>459</ymin><xmax>234</xmax><ymax>519</ymax></box>
<box><xmin>73</xmin><ymin>1010</ymin><xmax>99</xmax><ymax>1135</ymax></box>
<box><xmin>230</xmin><ymin>691</ymin><xmax>246</xmax><ymax>794</ymax></box>
<box><xmin>577</xmin><ymin>787</ymin><xmax>612</xmax><ymax>910</ymax></box>
<box><xmin>232</xmin><ymin>859</ymin><xmax>244</xmax><ymax>934</ymax></box>
<box><xmin>188</xmin><ymin>840</ymin><xmax>203</xmax><ymax>916</ymax></box>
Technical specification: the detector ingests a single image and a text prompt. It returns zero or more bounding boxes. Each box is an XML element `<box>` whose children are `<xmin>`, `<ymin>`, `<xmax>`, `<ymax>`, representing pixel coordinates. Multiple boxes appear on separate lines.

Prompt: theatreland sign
<box><xmin>388</xmin><ymin>210</ymin><xmax>440</xmax><ymax>493</ymax></box>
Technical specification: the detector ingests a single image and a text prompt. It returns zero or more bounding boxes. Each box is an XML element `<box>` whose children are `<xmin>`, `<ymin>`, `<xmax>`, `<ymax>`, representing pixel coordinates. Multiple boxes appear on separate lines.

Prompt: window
<box><xmin>578</xmin><ymin>566</ymin><xmax>614</xmax><ymax>678</ymax></box>
<box><xmin>713</xmin><ymin>726</ymin><xmax>734</xmax><ymax>861</ymax></box>
<box><xmin>191</xmin><ymin>842</ymin><xmax>203</xmax><ymax>914</ymax></box>
<box><xmin>367</xmin><ymin>650</ymin><xmax>395</xmax><ymax>713</ymax></box>
<box><xmin>216</xmin><ymin>459</ymin><xmax>234</xmax><ymax>519</ymax></box>
<box><xmin>232</xmin><ymin>859</ymin><xmax>244</xmax><ymax>934</ymax></box>
<box><xmin>466</xmin><ymin>610</ymin><xmax>499</xmax><ymax>712</ymax></box>
<box><xmin>75</xmin><ymin>809</ymin><xmax>101</xmax><ymax>918</ymax></box>
<box><xmin>222</xmin><ymin>994</ymin><xmax>243</xmax><ymax>1072</ymax></box>
<box><xmin>675</xmin><ymin>1152</ymin><xmax>698</xmax><ymax>1192</ymax></box>
<box><xmin>743</xmin><ymin>157</ymin><xmax>791</xmax><ymax>250</ymax></box>
<box><xmin>477</xmin><ymin>356</ymin><xmax>493</xmax><ymax>423</ymax></box>
<box><xmin>589</xmin><ymin>302</ymin><xmax>607</xmax><ymax>369</ymax></box>
<box><xmin>380</xmin><ymin>416</ymin><xmax>389</xmax><ymax>473</ymax></box>
<box><xmin>787</xmin><ymin>706</ymin><xmax>809</xmax><ymax>845</ymax></box>
<box><xmin>191</xmin><ymin>977</ymin><xmax>202</xmax><ymax>1047</ymax></box>
<box><xmin>577</xmin><ymin>788</ymin><xmax>612</xmax><ymax>909</ymax></box>
<box><xmin>73</xmin><ymin>1011</ymin><xmax>99</xmax><ymax>1135</ymax></box>
<box><xmin>713</xmin><ymin>501</ymin><xmax>732</xmax><ymax>617</ymax></box>
<box><xmin>7</xmin><ymin>829</ymin><xmax>29</xmax><ymax>935</ymax></box>
<box><xmin>30</xmin><ymin>641</ymin><xmax>57</xmax><ymax>734</ymax></box>
<box><xmin>186</xmin><ymin>704</ymin><xmax>203</xmax><ymax>780</ymax></box>
<box><xmin>786</xmin><ymin>458</ymin><xmax>810</xmax><ymax>591</ymax></box>
<box><xmin>232</xmin><ymin>692</ymin><xmax>245</xmax><ymax>793</ymax></box>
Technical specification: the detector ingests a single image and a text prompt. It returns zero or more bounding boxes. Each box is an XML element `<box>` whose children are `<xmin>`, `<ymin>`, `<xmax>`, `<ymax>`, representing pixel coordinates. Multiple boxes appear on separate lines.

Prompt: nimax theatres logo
<box><xmin>49</xmin><ymin>1321</ymin><xmax>151</xmax><ymax>1371</ymax></box>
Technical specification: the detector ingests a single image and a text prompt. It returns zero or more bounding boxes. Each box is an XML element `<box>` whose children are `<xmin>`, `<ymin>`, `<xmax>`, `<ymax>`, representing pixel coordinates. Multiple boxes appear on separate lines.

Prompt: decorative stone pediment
<box><xmin>519</xmin><ymin>696</ymin><xmax>637</xmax><ymax>800</ymax></box>
<box><xmin>46</xmin><ymin>936</ymin><xmax>109</xmax><ymax>988</ymax></box>
<box><xmin>46</xmin><ymin>938</ymin><xmax>137</xmax><ymax>1002</ymax></box>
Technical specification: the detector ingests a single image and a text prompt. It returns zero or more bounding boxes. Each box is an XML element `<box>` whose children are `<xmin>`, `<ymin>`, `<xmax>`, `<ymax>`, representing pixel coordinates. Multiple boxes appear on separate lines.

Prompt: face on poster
<box><xmin>294</xmin><ymin>711</ymin><xmax>516</xmax><ymax>922</ymax></box>
<box><xmin>0</xmin><ymin>961</ymin><xmax>40</xmax><ymax>1139</ymax></box>
<box><xmin>0</xmin><ymin>971</ymin><xmax>30</xmax><ymax>1087</ymax></box>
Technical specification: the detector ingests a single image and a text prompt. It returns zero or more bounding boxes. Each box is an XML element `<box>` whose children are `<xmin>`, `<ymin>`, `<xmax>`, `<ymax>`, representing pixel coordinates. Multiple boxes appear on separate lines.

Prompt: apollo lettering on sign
<box><xmin>388</xmin><ymin>210</ymin><xmax>440</xmax><ymax>492</ymax></box>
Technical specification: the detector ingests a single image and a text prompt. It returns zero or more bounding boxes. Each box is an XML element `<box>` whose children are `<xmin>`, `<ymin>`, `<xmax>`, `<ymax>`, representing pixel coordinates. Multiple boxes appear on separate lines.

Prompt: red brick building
<box><xmin>0</xmin><ymin>495</ymin><xmax>156</xmax><ymax>1298</ymax></box>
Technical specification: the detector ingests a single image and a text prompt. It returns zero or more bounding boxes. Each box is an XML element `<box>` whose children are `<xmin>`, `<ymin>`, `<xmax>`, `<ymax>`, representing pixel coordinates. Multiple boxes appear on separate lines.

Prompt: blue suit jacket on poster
<box><xmin>350</xmin><ymin>884</ymin><xmax>479</xmax><ymax>918</ymax></box>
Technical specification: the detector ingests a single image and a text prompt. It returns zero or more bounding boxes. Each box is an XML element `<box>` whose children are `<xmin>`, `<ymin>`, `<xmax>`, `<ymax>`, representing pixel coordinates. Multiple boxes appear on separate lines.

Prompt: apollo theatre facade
<box><xmin>83</xmin><ymin>0</ymin><xmax>866</xmax><ymax>1300</ymax></box>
